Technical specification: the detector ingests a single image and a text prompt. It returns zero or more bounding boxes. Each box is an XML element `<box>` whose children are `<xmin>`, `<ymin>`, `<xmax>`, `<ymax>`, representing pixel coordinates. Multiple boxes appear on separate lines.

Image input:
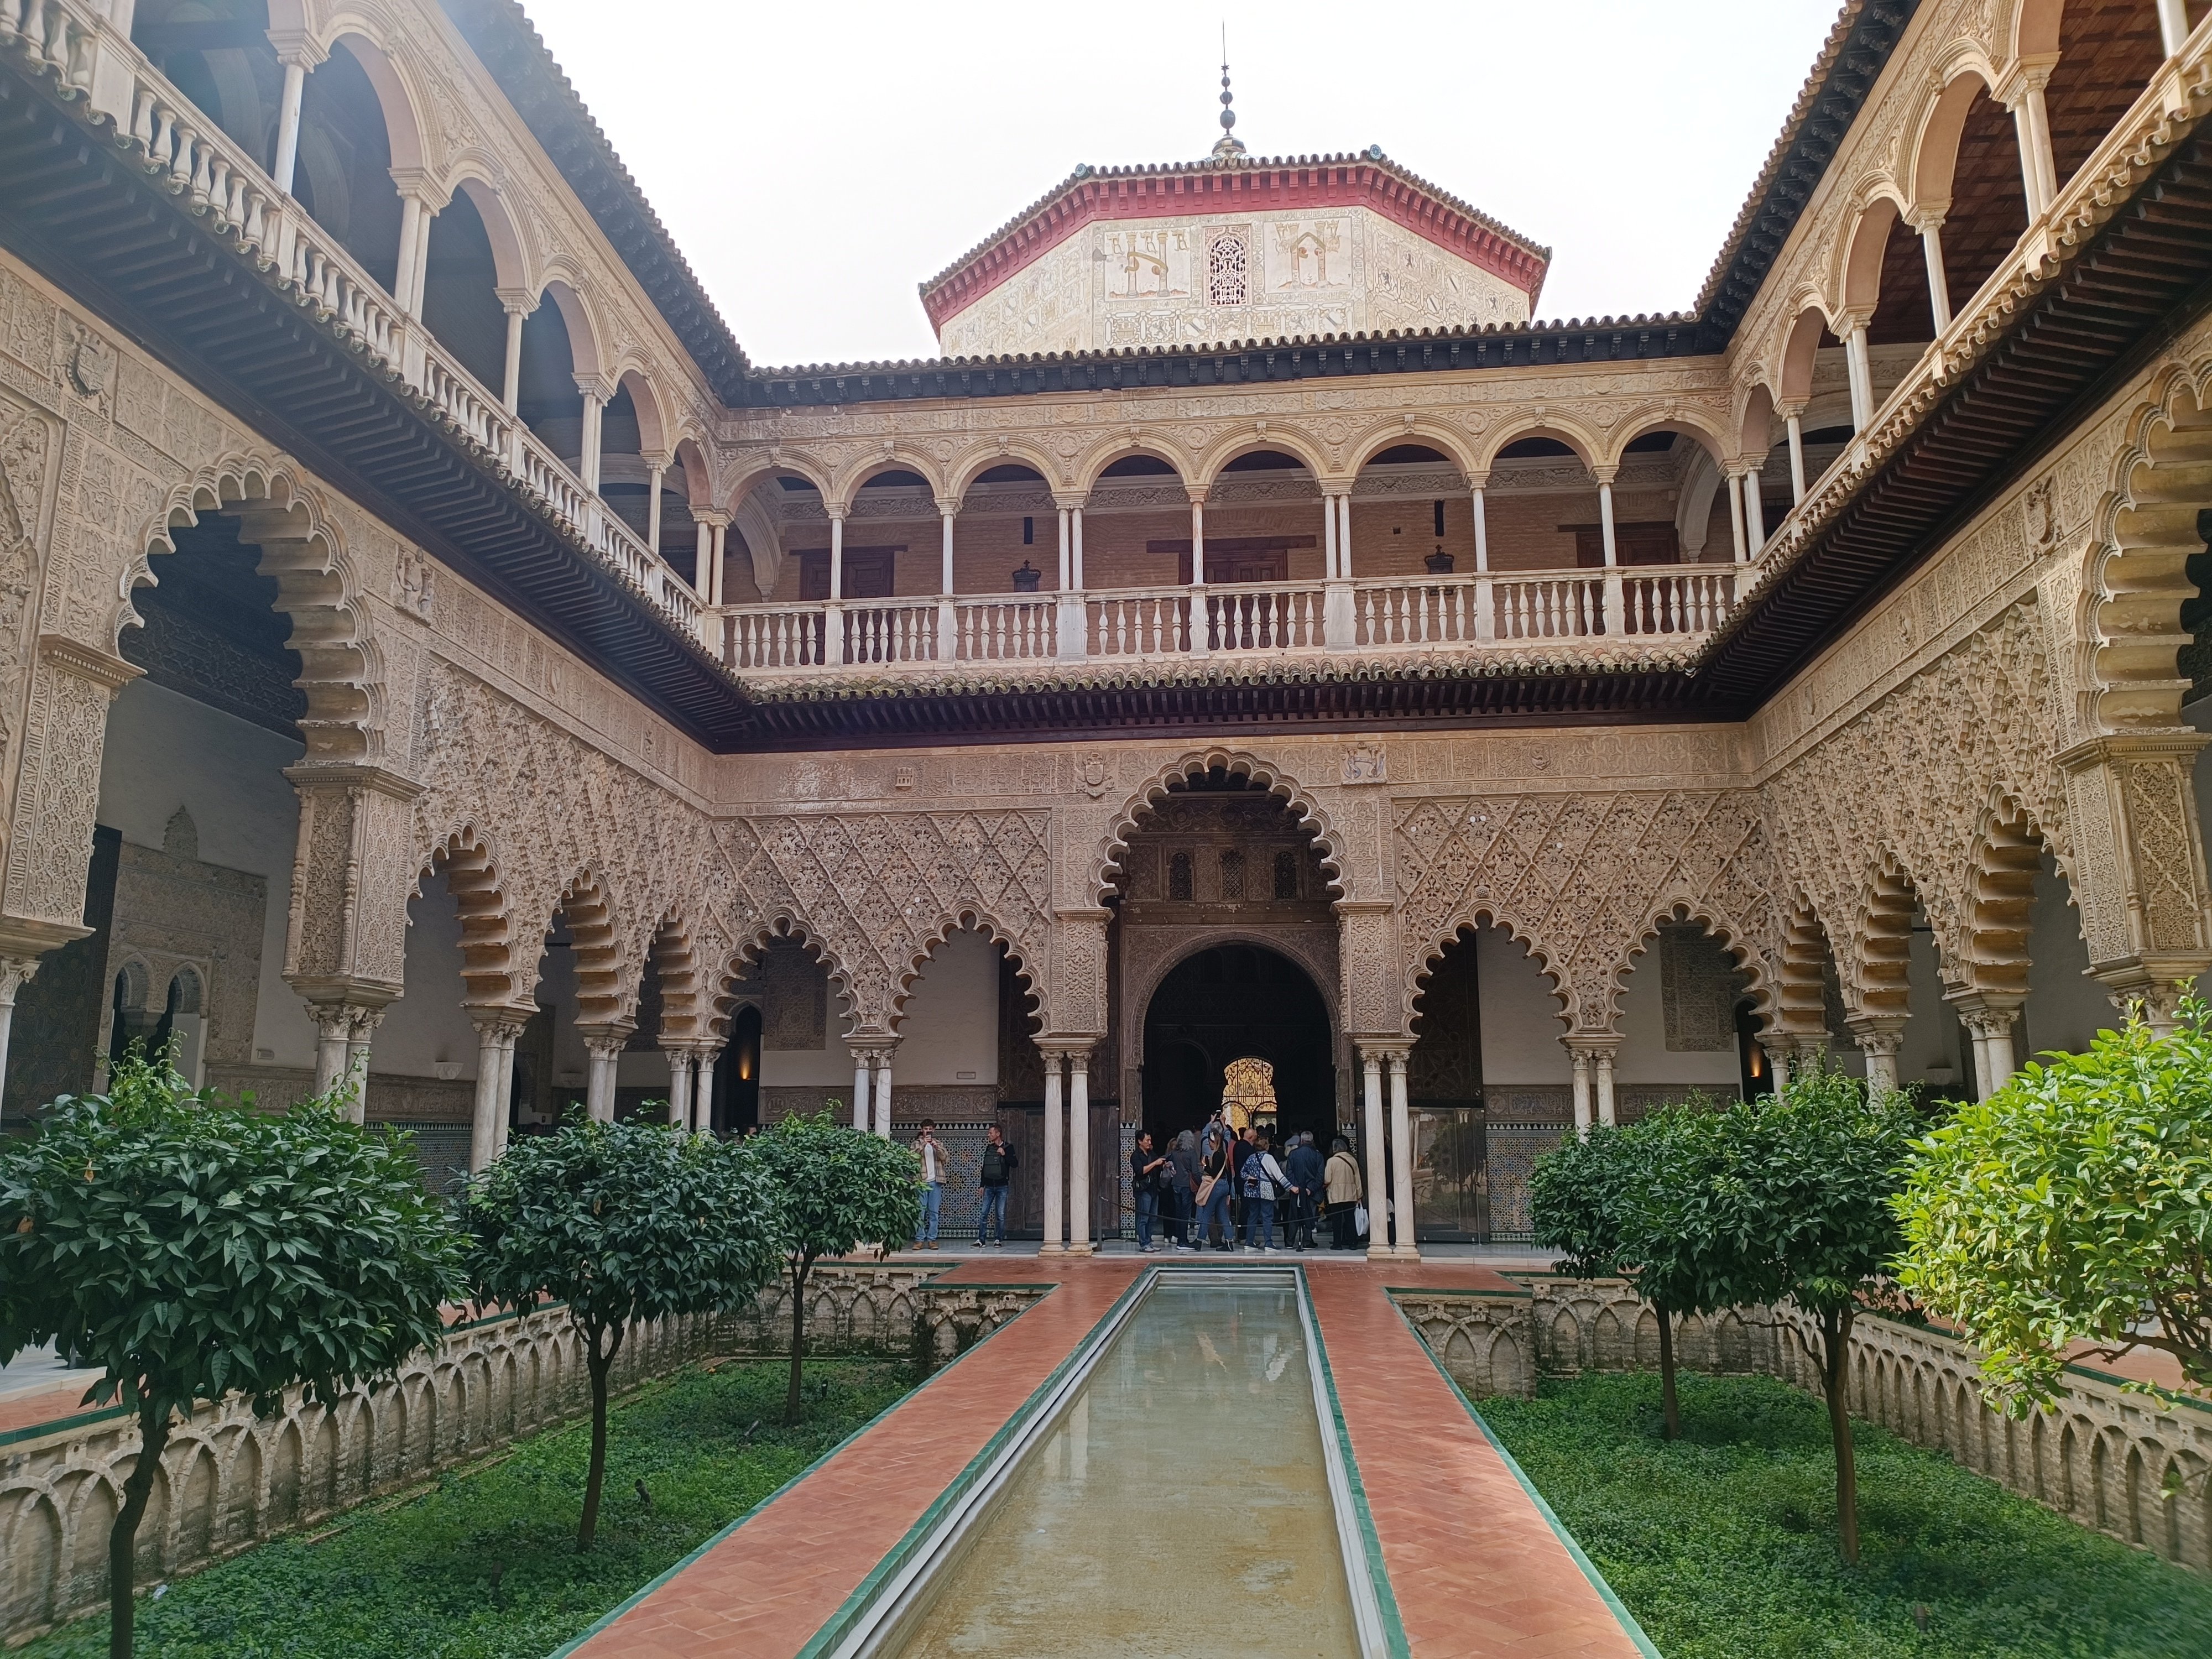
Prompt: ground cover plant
<box><xmin>1479</xmin><ymin>1369</ymin><xmax>2212</xmax><ymax>1659</ymax></box>
<box><xmin>15</xmin><ymin>1356</ymin><xmax>916</xmax><ymax>1659</ymax></box>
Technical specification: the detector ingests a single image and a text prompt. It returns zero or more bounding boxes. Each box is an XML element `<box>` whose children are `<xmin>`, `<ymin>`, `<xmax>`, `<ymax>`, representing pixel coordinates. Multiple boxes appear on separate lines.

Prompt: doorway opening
<box><xmin>1141</xmin><ymin>945</ymin><xmax>1333</xmax><ymax>1148</ymax></box>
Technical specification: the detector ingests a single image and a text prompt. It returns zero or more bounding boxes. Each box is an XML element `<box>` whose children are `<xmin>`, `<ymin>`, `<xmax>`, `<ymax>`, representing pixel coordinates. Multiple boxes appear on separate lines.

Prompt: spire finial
<box><xmin>1212</xmin><ymin>27</ymin><xmax>1245</xmax><ymax>160</ymax></box>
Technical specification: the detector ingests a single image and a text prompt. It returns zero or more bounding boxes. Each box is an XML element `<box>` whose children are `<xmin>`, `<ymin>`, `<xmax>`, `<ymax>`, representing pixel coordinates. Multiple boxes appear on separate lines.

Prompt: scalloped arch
<box><xmin>1091</xmin><ymin>748</ymin><xmax>1347</xmax><ymax>907</ymax></box>
<box><xmin>1605</xmin><ymin>895</ymin><xmax>1778</xmax><ymax>1033</ymax></box>
<box><xmin>416</xmin><ymin>822</ymin><xmax>517</xmax><ymax>1009</ymax></box>
<box><xmin>888</xmin><ymin>910</ymin><xmax>1041</xmax><ymax>1029</ymax></box>
<box><xmin>1405</xmin><ymin>914</ymin><xmax>1569</xmax><ymax>1040</ymax></box>
<box><xmin>702</xmin><ymin>912</ymin><xmax>858</xmax><ymax>1042</ymax></box>
<box><xmin>124</xmin><ymin>454</ymin><xmax>383</xmax><ymax>763</ymax></box>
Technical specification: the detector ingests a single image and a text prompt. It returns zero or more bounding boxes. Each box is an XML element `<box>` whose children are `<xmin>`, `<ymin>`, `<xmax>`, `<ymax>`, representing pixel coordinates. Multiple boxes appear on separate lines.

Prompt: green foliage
<box><xmin>1895</xmin><ymin>999</ymin><xmax>2212</xmax><ymax>1411</ymax></box>
<box><xmin>0</xmin><ymin>1052</ymin><xmax>460</xmax><ymax>1417</ymax></box>
<box><xmin>1529</xmin><ymin>1120</ymin><xmax>1637</xmax><ymax>1281</ymax></box>
<box><xmin>1480</xmin><ymin>1370</ymin><xmax>2212</xmax><ymax>1659</ymax></box>
<box><xmin>456</xmin><ymin>1118</ymin><xmax>779</xmax><ymax>1548</ymax></box>
<box><xmin>0</xmin><ymin>1053</ymin><xmax>461</xmax><ymax>1657</ymax></box>
<box><xmin>743</xmin><ymin>1110</ymin><xmax>921</xmax><ymax>1424</ymax></box>
<box><xmin>15</xmin><ymin>1358</ymin><xmax>916</xmax><ymax>1659</ymax></box>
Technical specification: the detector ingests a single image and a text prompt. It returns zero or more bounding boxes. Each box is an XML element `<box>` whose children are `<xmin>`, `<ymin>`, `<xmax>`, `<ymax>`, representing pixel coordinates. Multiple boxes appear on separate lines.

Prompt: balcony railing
<box><xmin>3</xmin><ymin>0</ymin><xmax>706</xmax><ymax>644</ymax></box>
<box><xmin>716</xmin><ymin>565</ymin><xmax>1737</xmax><ymax>676</ymax></box>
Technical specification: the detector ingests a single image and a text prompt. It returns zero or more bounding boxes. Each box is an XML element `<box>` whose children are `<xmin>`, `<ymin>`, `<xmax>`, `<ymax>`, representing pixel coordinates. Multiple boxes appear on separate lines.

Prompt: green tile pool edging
<box><xmin>787</xmin><ymin>1270</ymin><xmax>1156</xmax><ymax>1659</ymax></box>
<box><xmin>1297</xmin><ymin>1266</ymin><xmax>1415</xmax><ymax>1659</ymax></box>
<box><xmin>1390</xmin><ymin>1301</ymin><xmax>1665</xmax><ymax>1659</ymax></box>
<box><xmin>540</xmin><ymin>1282</ymin><xmax>1061</xmax><ymax>1659</ymax></box>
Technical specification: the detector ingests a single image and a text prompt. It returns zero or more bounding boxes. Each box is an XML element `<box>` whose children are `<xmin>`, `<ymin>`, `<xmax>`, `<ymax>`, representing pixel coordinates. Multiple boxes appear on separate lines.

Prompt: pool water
<box><xmin>884</xmin><ymin>1275</ymin><xmax>1363</xmax><ymax>1658</ymax></box>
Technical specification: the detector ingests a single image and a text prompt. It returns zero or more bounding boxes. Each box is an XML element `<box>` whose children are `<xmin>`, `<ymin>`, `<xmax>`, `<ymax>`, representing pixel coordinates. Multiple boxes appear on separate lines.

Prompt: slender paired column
<box><xmin>1470</xmin><ymin>478</ymin><xmax>1490</xmax><ymax>571</ymax></box>
<box><xmin>1040</xmin><ymin>1050</ymin><xmax>1065</xmax><ymax>1254</ymax></box>
<box><xmin>692</xmin><ymin>1045</ymin><xmax>718</xmax><ymax>1134</ymax></box>
<box><xmin>273</xmin><ymin>67</ymin><xmax>309</xmax><ymax>196</ymax></box>
<box><xmin>311</xmin><ymin>1000</ymin><xmax>385</xmax><ymax>1121</ymax></box>
<box><xmin>1187</xmin><ymin>491</ymin><xmax>1210</xmax><ymax>654</ymax></box>
<box><xmin>1844</xmin><ymin>320</ymin><xmax>1875</xmax><ymax>432</ymax></box>
<box><xmin>581</xmin><ymin>1026</ymin><xmax>628</xmax><ymax>1123</ymax></box>
<box><xmin>851</xmin><ymin>1047</ymin><xmax>872</xmax><ymax>1131</ymax></box>
<box><xmin>1067</xmin><ymin>1050</ymin><xmax>1092</xmax><ymax>1255</ymax></box>
<box><xmin>1781</xmin><ymin>407</ymin><xmax>1808</xmax><ymax>504</ymax></box>
<box><xmin>644</xmin><ymin>458</ymin><xmax>666</xmax><ymax>557</ymax></box>
<box><xmin>1053</xmin><ymin>495</ymin><xmax>1088</xmax><ymax>660</ymax></box>
<box><xmin>393</xmin><ymin>194</ymin><xmax>429</xmax><ymax>316</ymax></box>
<box><xmin>1952</xmin><ymin>997</ymin><xmax>2023</xmax><ymax>1101</ymax></box>
<box><xmin>1322</xmin><ymin>486</ymin><xmax>1355</xmax><ymax>648</ymax></box>
<box><xmin>827</xmin><ymin>510</ymin><xmax>846</xmax><ymax>599</ymax></box>
<box><xmin>1360</xmin><ymin>1049</ymin><xmax>1389</xmax><ymax>1262</ymax></box>
<box><xmin>1057</xmin><ymin>506</ymin><xmax>1073</xmax><ymax>589</ymax></box>
<box><xmin>873</xmin><ymin>1048</ymin><xmax>894</xmax><ymax>1138</ymax></box>
<box><xmin>468</xmin><ymin>1011</ymin><xmax>526</xmax><ymax>1172</ymax></box>
<box><xmin>2005</xmin><ymin>67</ymin><xmax>2058</xmax><ymax>218</ymax></box>
<box><xmin>1569</xmin><ymin>1047</ymin><xmax>1593</xmax><ymax>1138</ymax></box>
<box><xmin>0</xmin><ymin>957</ymin><xmax>39</xmax><ymax>1118</ymax></box>
<box><xmin>1846</xmin><ymin>1016</ymin><xmax>1906</xmax><ymax>1095</ymax></box>
<box><xmin>1911</xmin><ymin>211</ymin><xmax>1953</xmax><ymax>333</ymax></box>
<box><xmin>1726</xmin><ymin>467</ymin><xmax>1750</xmax><ymax>561</ymax></box>
<box><xmin>497</xmin><ymin>290</ymin><xmax>533</xmax><ymax>414</ymax></box>
<box><xmin>2159</xmin><ymin>0</ymin><xmax>2192</xmax><ymax>56</ymax></box>
<box><xmin>939</xmin><ymin>503</ymin><xmax>957</xmax><ymax>593</ymax></box>
<box><xmin>1322</xmin><ymin>489</ymin><xmax>1339</xmax><ymax>577</ymax></box>
<box><xmin>1386</xmin><ymin>1050</ymin><xmax>1417</xmax><ymax>1259</ymax></box>
<box><xmin>693</xmin><ymin>518</ymin><xmax>713</xmax><ymax>594</ymax></box>
<box><xmin>1594</xmin><ymin>468</ymin><xmax>1623</xmax><ymax>634</ymax></box>
<box><xmin>664</xmin><ymin>1048</ymin><xmax>694</xmax><ymax>1129</ymax></box>
<box><xmin>1595</xmin><ymin>1047</ymin><xmax>1618</xmax><ymax>1128</ymax></box>
<box><xmin>1741</xmin><ymin>468</ymin><xmax>1766</xmax><ymax>554</ymax></box>
<box><xmin>577</xmin><ymin>384</ymin><xmax>606</xmax><ymax>492</ymax></box>
<box><xmin>1071</xmin><ymin>506</ymin><xmax>1085</xmax><ymax>588</ymax></box>
<box><xmin>936</xmin><ymin>497</ymin><xmax>961</xmax><ymax>660</ymax></box>
<box><xmin>1336</xmin><ymin>492</ymin><xmax>1353</xmax><ymax>576</ymax></box>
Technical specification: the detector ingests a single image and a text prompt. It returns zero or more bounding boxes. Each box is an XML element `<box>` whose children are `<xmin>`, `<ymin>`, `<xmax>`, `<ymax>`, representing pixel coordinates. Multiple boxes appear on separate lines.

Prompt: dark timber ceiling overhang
<box><xmin>0</xmin><ymin>50</ymin><xmax>758</xmax><ymax>750</ymax></box>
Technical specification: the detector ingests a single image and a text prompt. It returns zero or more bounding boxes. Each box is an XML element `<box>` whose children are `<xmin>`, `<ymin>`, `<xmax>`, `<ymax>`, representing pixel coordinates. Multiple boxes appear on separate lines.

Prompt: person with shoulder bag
<box><xmin>977</xmin><ymin>1123</ymin><xmax>1016</xmax><ymax>1248</ymax></box>
<box><xmin>1194</xmin><ymin>1117</ymin><xmax>1235</xmax><ymax>1250</ymax></box>
<box><xmin>1324</xmin><ymin>1135</ymin><xmax>1364</xmax><ymax>1250</ymax></box>
<box><xmin>1240</xmin><ymin>1130</ymin><xmax>1292</xmax><ymax>1253</ymax></box>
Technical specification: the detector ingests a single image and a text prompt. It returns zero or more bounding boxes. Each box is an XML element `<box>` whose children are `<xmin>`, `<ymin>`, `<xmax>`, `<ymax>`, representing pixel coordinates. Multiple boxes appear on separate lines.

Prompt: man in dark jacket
<box><xmin>978</xmin><ymin>1122</ymin><xmax>1016</xmax><ymax>1248</ymax></box>
<box><xmin>1285</xmin><ymin>1131</ymin><xmax>1326</xmax><ymax>1251</ymax></box>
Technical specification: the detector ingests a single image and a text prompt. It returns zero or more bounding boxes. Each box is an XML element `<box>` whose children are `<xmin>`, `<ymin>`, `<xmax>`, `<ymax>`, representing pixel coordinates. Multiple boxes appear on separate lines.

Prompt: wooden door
<box><xmin>798</xmin><ymin>546</ymin><xmax>896</xmax><ymax>599</ymax></box>
<box><xmin>999</xmin><ymin>1103</ymin><xmax>1045</xmax><ymax>1239</ymax></box>
<box><xmin>1175</xmin><ymin>549</ymin><xmax>1287</xmax><ymax>584</ymax></box>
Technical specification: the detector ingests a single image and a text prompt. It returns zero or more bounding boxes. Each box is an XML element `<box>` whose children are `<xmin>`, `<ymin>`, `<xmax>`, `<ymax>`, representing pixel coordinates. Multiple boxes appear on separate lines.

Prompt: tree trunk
<box><xmin>109</xmin><ymin>1395</ymin><xmax>170</xmax><ymax>1659</ymax></box>
<box><xmin>786</xmin><ymin>1255</ymin><xmax>811</xmax><ymax>1426</ymax></box>
<box><xmin>577</xmin><ymin>1323</ymin><xmax>623</xmax><ymax>1552</ymax></box>
<box><xmin>1821</xmin><ymin>1306</ymin><xmax>1860</xmax><ymax>1564</ymax></box>
<box><xmin>1656</xmin><ymin>1306</ymin><xmax>1679</xmax><ymax>1441</ymax></box>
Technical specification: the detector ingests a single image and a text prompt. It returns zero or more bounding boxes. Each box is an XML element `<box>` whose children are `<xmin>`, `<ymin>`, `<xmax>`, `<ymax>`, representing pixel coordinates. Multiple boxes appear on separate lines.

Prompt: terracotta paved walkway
<box><xmin>568</xmin><ymin>1258</ymin><xmax>1141</xmax><ymax>1659</ymax></box>
<box><xmin>1307</xmin><ymin>1265</ymin><xmax>1645</xmax><ymax>1658</ymax></box>
<box><xmin>568</xmin><ymin>1255</ymin><xmax>1645</xmax><ymax>1659</ymax></box>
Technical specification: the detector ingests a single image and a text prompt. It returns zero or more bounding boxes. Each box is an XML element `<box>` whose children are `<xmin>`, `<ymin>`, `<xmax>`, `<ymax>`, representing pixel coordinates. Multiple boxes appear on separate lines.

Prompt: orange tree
<box><xmin>0</xmin><ymin>1053</ymin><xmax>459</xmax><ymax>1659</ymax></box>
<box><xmin>457</xmin><ymin>1117</ymin><xmax>779</xmax><ymax>1550</ymax></box>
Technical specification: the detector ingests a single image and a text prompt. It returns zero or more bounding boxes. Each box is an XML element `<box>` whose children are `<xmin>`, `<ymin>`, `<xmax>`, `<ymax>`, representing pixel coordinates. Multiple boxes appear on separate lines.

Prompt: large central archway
<box><xmin>1140</xmin><ymin>943</ymin><xmax>1334</xmax><ymax>1147</ymax></box>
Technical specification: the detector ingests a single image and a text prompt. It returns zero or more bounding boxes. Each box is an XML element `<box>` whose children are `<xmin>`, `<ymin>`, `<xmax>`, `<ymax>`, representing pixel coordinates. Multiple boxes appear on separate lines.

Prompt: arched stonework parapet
<box><xmin>2090</xmin><ymin>358</ymin><xmax>2212</xmax><ymax>733</ymax></box>
<box><xmin>1471</xmin><ymin>413</ymin><xmax>1605</xmax><ymax>474</ymax></box>
<box><xmin>1340</xmin><ymin>418</ymin><xmax>1478</xmax><ymax>482</ymax></box>
<box><xmin>726</xmin><ymin>449</ymin><xmax>834</xmax><ymax>511</ymax></box>
<box><xmin>645</xmin><ymin>910</ymin><xmax>703</xmax><ymax>1042</ymax></box>
<box><xmin>706</xmin><ymin>810</ymin><xmax>1053</xmax><ymax>1040</ymax></box>
<box><xmin>1771</xmin><ymin>895</ymin><xmax>1837</xmax><ymax>1046</ymax></box>
<box><xmin>828</xmin><ymin>450</ymin><xmax>949</xmax><ymax>517</ymax></box>
<box><xmin>128</xmin><ymin>454</ymin><xmax>385</xmax><ymax>764</ymax></box>
<box><xmin>1597</xmin><ymin>404</ymin><xmax>1735</xmax><ymax>472</ymax></box>
<box><xmin>700</xmin><ymin>913</ymin><xmax>853</xmax><ymax>1044</ymax></box>
<box><xmin>1407</xmin><ymin>915</ymin><xmax>1570</xmax><ymax>1044</ymax></box>
<box><xmin>1759</xmin><ymin>596</ymin><xmax>2081</xmax><ymax>1013</ymax></box>
<box><xmin>1091</xmin><ymin>748</ymin><xmax>1348</xmax><ymax>909</ymax></box>
<box><xmin>1961</xmin><ymin>791</ymin><xmax>2051</xmax><ymax>998</ymax></box>
<box><xmin>1194</xmin><ymin>425</ymin><xmax>1333</xmax><ymax>491</ymax></box>
<box><xmin>1393</xmin><ymin>788</ymin><xmax>1781</xmax><ymax>1034</ymax></box>
<box><xmin>889</xmin><ymin>907</ymin><xmax>1042</xmax><ymax>1028</ymax></box>
<box><xmin>416</xmin><ymin>822</ymin><xmax>515</xmax><ymax>1009</ymax></box>
<box><xmin>1120</xmin><ymin>925</ymin><xmax>1342</xmax><ymax>1070</ymax></box>
<box><xmin>1073</xmin><ymin>437</ymin><xmax>1191</xmax><ymax>494</ymax></box>
<box><xmin>547</xmin><ymin>870</ymin><xmax>623</xmax><ymax>1027</ymax></box>
<box><xmin>1603</xmin><ymin>896</ymin><xmax>1780</xmax><ymax>1037</ymax></box>
<box><xmin>943</xmin><ymin>440</ymin><xmax>1066</xmax><ymax>500</ymax></box>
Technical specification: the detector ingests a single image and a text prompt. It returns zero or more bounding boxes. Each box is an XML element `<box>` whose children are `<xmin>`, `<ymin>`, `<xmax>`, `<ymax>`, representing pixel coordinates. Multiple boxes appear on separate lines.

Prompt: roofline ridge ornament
<box><xmin>1211</xmin><ymin>33</ymin><xmax>1246</xmax><ymax>161</ymax></box>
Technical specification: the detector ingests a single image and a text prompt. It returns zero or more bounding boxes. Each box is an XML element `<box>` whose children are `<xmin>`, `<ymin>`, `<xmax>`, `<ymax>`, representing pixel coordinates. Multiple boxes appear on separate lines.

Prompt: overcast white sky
<box><xmin>521</xmin><ymin>1</ymin><xmax>1844</xmax><ymax>369</ymax></box>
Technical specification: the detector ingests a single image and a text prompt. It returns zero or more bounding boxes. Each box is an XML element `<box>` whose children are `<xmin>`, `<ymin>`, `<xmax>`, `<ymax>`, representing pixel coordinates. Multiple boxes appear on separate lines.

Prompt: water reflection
<box><xmin>887</xmin><ymin>1279</ymin><xmax>1360</xmax><ymax>1659</ymax></box>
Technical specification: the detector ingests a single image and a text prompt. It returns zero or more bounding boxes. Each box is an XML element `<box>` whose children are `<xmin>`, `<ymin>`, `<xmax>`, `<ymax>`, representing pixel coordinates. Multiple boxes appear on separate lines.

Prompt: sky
<box><xmin>521</xmin><ymin>1</ymin><xmax>1845</xmax><ymax>369</ymax></box>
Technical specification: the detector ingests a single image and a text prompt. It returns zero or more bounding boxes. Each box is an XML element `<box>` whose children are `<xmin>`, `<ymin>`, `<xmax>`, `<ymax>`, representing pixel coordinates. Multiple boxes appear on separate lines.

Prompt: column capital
<box><xmin>1354</xmin><ymin>1038</ymin><xmax>1413</xmax><ymax>1062</ymax></box>
<box><xmin>1834</xmin><ymin>305</ymin><xmax>1876</xmax><ymax>336</ymax></box>
<box><xmin>572</xmin><ymin>372</ymin><xmax>615</xmax><ymax>404</ymax></box>
<box><xmin>576</xmin><ymin>1019</ymin><xmax>635</xmax><ymax>1058</ymax></box>
<box><xmin>0</xmin><ymin>916</ymin><xmax>93</xmax><ymax>959</ymax></box>
<box><xmin>494</xmin><ymin>285</ymin><xmax>539</xmax><ymax>317</ymax></box>
<box><xmin>266</xmin><ymin>30</ymin><xmax>330</xmax><ymax>71</ymax></box>
<box><xmin>1562</xmin><ymin>1032</ymin><xmax>1623</xmax><ymax>1056</ymax></box>
<box><xmin>467</xmin><ymin>1003</ymin><xmax>535</xmax><ymax>1041</ymax></box>
<box><xmin>1463</xmin><ymin>469</ymin><xmax>1490</xmax><ymax>491</ymax></box>
<box><xmin>1843</xmin><ymin>1013</ymin><xmax>1907</xmax><ymax>1056</ymax></box>
<box><xmin>1775</xmin><ymin>398</ymin><xmax>1811</xmax><ymax>420</ymax></box>
<box><xmin>1319</xmin><ymin>479</ymin><xmax>1354</xmax><ymax>498</ymax></box>
<box><xmin>1184</xmin><ymin>485</ymin><xmax>1210</xmax><ymax>505</ymax></box>
<box><xmin>1902</xmin><ymin>203</ymin><xmax>1948</xmax><ymax>235</ymax></box>
<box><xmin>387</xmin><ymin>168</ymin><xmax>451</xmax><ymax>213</ymax></box>
<box><xmin>1589</xmin><ymin>464</ymin><xmax>1619</xmax><ymax>487</ymax></box>
<box><xmin>2056</xmin><ymin>728</ymin><xmax>2212</xmax><ymax>772</ymax></box>
<box><xmin>933</xmin><ymin>494</ymin><xmax>964</xmax><ymax>518</ymax></box>
<box><xmin>1050</xmin><ymin>491</ymin><xmax>1089</xmax><ymax>512</ymax></box>
<box><xmin>690</xmin><ymin>505</ymin><xmax>731</xmax><ymax>530</ymax></box>
<box><xmin>1035</xmin><ymin>1034</ymin><xmax>1102</xmax><ymax>1056</ymax></box>
<box><xmin>1945</xmin><ymin>990</ymin><xmax>2023</xmax><ymax>1038</ymax></box>
<box><xmin>1994</xmin><ymin>56</ymin><xmax>2058</xmax><ymax>106</ymax></box>
<box><xmin>291</xmin><ymin>975</ymin><xmax>401</xmax><ymax>1013</ymax></box>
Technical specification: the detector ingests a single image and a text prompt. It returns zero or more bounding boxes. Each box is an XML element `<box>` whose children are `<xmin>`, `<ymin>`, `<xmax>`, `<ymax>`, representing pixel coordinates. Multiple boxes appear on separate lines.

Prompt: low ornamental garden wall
<box><xmin>1396</xmin><ymin>1275</ymin><xmax>2212</xmax><ymax>1575</ymax></box>
<box><xmin>0</xmin><ymin>1264</ymin><xmax>1046</xmax><ymax>1645</ymax></box>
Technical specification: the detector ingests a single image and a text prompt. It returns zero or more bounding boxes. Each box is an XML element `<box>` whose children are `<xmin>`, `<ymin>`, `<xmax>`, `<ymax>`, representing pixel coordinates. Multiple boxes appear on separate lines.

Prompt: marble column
<box><xmin>873</xmin><ymin>1049</ymin><xmax>893</xmax><ymax>1138</ymax></box>
<box><xmin>851</xmin><ymin>1048</ymin><xmax>872</xmax><ymax>1131</ymax></box>
<box><xmin>0</xmin><ymin>956</ymin><xmax>39</xmax><ymax>1119</ymax></box>
<box><xmin>468</xmin><ymin>1011</ymin><xmax>526</xmax><ymax>1172</ymax></box>
<box><xmin>1846</xmin><ymin>1018</ymin><xmax>1906</xmax><ymax>1095</ymax></box>
<box><xmin>1569</xmin><ymin>1047</ymin><xmax>1593</xmax><ymax>1138</ymax></box>
<box><xmin>1067</xmin><ymin>1048</ymin><xmax>1092</xmax><ymax>1255</ymax></box>
<box><xmin>1387</xmin><ymin>1050</ymin><xmax>1417</xmax><ymax>1260</ymax></box>
<box><xmin>1040</xmin><ymin>1048</ymin><xmax>1065</xmax><ymax>1254</ymax></box>
<box><xmin>664</xmin><ymin>1047</ymin><xmax>694</xmax><ymax>1129</ymax></box>
<box><xmin>692</xmin><ymin>1046</ymin><xmax>718</xmax><ymax>1134</ymax></box>
<box><xmin>582</xmin><ymin>1027</ymin><xmax>628</xmax><ymax>1123</ymax></box>
<box><xmin>1360</xmin><ymin>1049</ymin><xmax>1389</xmax><ymax>1262</ymax></box>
